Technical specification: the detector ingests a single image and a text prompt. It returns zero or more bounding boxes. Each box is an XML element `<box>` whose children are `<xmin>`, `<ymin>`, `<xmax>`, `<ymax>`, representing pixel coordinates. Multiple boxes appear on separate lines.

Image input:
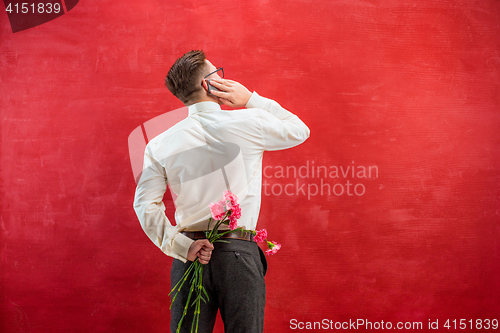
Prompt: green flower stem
<box><xmin>175</xmin><ymin>262</ymin><xmax>197</xmax><ymax>333</ymax></box>
<box><xmin>192</xmin><ymin>267</ymin><xmax>204</xmax><ymax>333</ymax></box>
<box><xmin>171</xmin><ymin>211</ymin><xmax>251</xmax><ymax>333</ymax></box>
<box><xmin>169</xmin><ymin>259</ymin><xmax>198</xmax><ymax>309</ymax></box>
<box><xmin>169</xmin><ymin>260</ymin><xmax>196</xmax><ymax>295</ymax></box>
<box><xmin>206</xmin><ymin>212</ymin><xmax>229</xmax><ymax>240</ymax></box>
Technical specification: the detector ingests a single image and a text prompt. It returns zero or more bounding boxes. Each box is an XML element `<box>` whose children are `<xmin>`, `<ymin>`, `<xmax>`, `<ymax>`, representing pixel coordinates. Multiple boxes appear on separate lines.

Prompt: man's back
<box><xmin>134</xmin><ymin>92</ymin><xmax>309</xmax><ymax>261</ymax></box>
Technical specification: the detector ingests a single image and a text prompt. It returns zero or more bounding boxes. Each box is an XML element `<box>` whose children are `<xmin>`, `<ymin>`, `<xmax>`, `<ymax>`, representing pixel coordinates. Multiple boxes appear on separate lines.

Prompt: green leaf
<box><xmin>202</xmin><ymin>286</ymin><xmax>210</xmax><ymax>302</ymax></box>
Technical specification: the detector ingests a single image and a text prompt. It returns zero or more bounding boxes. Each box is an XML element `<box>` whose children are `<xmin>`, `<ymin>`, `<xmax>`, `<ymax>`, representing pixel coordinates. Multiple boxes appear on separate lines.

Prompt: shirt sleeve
<box><xmin>245</xmin><ymin>91</ymin><xmax>310</xmax><ymax>150</ymax></box>
<box><xmin>133</xmin><ymin>145</ymin><xmax>194</xmax><ymax>262</ymax></box>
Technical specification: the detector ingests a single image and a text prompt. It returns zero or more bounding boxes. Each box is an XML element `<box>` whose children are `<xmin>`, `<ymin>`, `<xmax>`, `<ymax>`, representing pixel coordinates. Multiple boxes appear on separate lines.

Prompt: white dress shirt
<box><xmin>133</xmin><ymin>92</ymin><xmax>310</xmax><ymax>262</ymax></box>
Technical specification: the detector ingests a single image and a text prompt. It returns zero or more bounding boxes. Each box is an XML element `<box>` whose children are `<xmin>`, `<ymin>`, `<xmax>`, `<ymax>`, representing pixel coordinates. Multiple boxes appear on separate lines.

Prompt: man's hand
<box><xmin>208</xmin><ymin>79</ymin><xmax>252</xmax><ymax>108</ymax></box>
<box><xmin>187</xmin><ymin>239</ymin><xmax>214</xmax><ymax>265</ymax></box>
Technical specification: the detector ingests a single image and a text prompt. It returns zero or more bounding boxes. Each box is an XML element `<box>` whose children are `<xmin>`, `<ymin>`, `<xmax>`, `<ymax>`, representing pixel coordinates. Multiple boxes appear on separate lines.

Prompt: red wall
<box><xmin>1</xmin><ymin>1</ymin><xmax>499</xmax><ymax>332</ymax></box>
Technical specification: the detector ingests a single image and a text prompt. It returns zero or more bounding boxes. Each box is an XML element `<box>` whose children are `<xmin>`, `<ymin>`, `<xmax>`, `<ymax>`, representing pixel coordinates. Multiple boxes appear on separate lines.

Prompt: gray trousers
<box><xmin>170</xmin><ymin>239</ymin><xmax>267</xmax><ymax>333</ymax></box>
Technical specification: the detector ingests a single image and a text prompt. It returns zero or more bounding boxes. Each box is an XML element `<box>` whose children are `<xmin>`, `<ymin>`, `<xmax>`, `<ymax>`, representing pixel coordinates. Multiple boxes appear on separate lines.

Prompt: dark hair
<box><xmin>165</xmin><ymin>50</ymin><xmax>209</xmax><ymax>105</ymax></box>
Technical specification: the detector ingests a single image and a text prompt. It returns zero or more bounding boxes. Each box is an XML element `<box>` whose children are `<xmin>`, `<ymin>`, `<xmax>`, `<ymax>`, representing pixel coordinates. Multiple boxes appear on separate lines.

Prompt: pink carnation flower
<box><xmin>223</xmin><ymin>190</ymin><xmax>238</xmax><ymax>203</ymax></box>
<box><xmin>228</xmin><ymin>208</ymin><xmax>241</xmax><ymax>230</ymax></box>
<box><xmin>228</xmin><ymin>218</ymin><xmax>238</xmax><ymax>230</ymax></box>
<box><xmin>230</xmin><ymin>204</ymin><xmax>241</xmax><ymax>220</ymax></box>
<box><xmin>224</xmin><ymin>192</ymin><xmax>238</xmax><ymax>211</ymax></box>
<box><xmin>209</xmin><ymin>201</ymin><xmax>226</xmax><ymax>220</ymax></box>
<box><xmin>265</xmin><ymin>241</ymin><xmax>281</xmax><ymax>256</ymax></box>
<box><xmin>254</xmin><ymin>229</ymin><xmax>267</xmax><ymax>243</ymax></box>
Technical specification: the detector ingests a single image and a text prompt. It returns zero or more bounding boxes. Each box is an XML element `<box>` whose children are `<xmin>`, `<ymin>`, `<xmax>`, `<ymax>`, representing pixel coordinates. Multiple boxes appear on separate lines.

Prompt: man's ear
<box><xmin>201</xmin><ymin>79</ymin><xmax>209</xmax><ymax>92</ymax></box>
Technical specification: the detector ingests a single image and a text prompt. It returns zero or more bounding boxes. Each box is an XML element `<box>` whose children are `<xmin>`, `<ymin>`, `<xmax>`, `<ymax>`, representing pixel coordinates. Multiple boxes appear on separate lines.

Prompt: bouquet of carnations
<box><xmin>169</xmin><ymin>190</ymin><xmax>280</xmax><ymax>333</ymax></box>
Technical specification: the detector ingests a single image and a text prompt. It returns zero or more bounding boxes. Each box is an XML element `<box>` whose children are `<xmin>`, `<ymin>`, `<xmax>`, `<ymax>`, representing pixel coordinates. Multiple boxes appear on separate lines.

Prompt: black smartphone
<box><xmin>206</xmin><ymin>79</ymin><xmax>220</xmax><ymax>96</ymax></box>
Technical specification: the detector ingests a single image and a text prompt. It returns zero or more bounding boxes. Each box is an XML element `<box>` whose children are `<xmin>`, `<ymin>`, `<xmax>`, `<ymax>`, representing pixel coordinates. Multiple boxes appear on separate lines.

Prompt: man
<box><xmin>133</xmin><ymin>50</ymin><xmax>309</xmax><ymax>333</ymax></box>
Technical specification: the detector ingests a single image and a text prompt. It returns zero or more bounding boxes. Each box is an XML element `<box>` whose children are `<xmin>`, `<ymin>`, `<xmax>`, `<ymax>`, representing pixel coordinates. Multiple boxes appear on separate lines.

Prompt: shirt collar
<box><xmin>188</xmin><ymin>101</ymin><xmax>221</xmax><ymax>115</ymax></box>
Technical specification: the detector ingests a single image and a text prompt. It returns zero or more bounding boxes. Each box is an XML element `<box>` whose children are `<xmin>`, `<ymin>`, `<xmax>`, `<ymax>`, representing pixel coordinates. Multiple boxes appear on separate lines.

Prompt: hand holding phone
<box><xmin>206</xmin><ymin>79</ymin><xmax>221</xmax><ymax>96</ymax></box>
<box><xmin>207</xmin><ymin>79</ymin><xmax>252</xmax><ymax>108</ymax></box>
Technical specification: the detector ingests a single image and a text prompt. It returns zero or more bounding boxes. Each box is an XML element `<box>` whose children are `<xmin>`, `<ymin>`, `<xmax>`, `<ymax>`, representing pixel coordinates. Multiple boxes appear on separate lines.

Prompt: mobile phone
<box><xmin>206</xmin><ymin>79</ymin><xmax>220</xmax><ymax>96</ymax></box>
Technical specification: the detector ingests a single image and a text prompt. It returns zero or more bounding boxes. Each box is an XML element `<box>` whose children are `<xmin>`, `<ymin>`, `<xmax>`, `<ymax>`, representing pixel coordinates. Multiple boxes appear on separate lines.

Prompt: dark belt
<box><xmin>182</xmin><ymin>230</ymin><xmax>254</xmax><ymax>242</ymax></box>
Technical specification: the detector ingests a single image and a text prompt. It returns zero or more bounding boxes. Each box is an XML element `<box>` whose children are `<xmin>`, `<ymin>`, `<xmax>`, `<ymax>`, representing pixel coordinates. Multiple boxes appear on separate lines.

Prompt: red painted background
<box><xmin>1</xmin><ymin>1</ymin><xmax>499</xmax><ymax>332</ymax></box>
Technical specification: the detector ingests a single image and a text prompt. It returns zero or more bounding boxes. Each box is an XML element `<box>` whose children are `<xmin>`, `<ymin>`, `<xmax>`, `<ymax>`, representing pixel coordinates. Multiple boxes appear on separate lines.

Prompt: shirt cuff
<box><xmin>245</xmin><ymin>91</ymin><xmax>267</xmax><ymax>109</ymax></box>
<box><xmin>245</xmin><ymin>91</ymin><xmax>291</xmax><ymax>120</ymax></box>
<box><xmin>171</xmin><ymin>233</ymin><xmax>195</xmax><ymax>263</ymax></box>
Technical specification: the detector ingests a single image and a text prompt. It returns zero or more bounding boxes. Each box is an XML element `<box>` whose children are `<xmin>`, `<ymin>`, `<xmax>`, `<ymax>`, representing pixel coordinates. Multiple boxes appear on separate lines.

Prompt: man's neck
<box><xmin>190</xmin><ymin>96</ymin><xmax>221</xmax><ymax>105</ymax></box>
